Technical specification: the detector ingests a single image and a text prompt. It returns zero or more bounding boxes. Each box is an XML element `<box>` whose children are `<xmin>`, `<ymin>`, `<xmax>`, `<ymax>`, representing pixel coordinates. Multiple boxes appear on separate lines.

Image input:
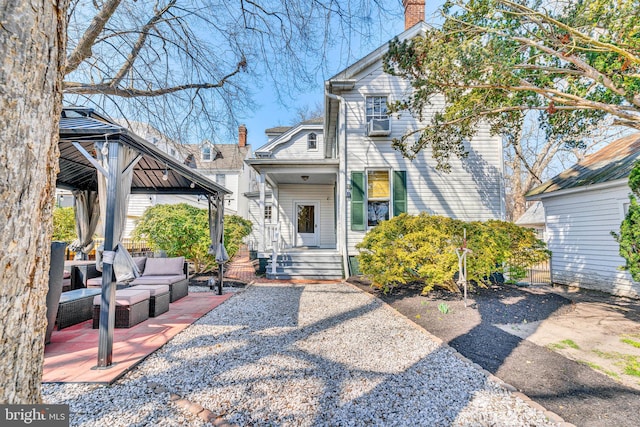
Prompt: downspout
<box><xmin>325</xmin><ymin>89</ymin><xmax>349</xmax><ymax>277</ymax></box>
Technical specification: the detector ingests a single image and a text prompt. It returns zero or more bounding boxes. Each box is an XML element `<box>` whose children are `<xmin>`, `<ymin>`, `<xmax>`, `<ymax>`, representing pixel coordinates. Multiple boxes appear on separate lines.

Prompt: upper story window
<box><xmin>365</xmin><ymin>96</ymin><xmax>391</xmax><ymax>136</ymax></box>
<box><xmin>215</xmin><ymin>174</ymin><xmax>226</xmax><ymax>187</ymax></box>
<box><xmin>169</xmin><ymin>148</ymin><xmax>176</xmax><ymax>157</ymax></box>
<box><xmin>307</xmin><ymin>133</ymin><xmax>317</xmax><ymax>150</ymax></box>
<box><xmin>367</xmin><ymin>170</ymin><xmax>390</xmax><ymax>226</ymax></box>
<box><xmin>202</xmin><ymin>144</ymin><xmax>212</xmax><ymax>161</ymax></box>
<box><xmin>265</xmin><ymin>205</ymin><xmax>272</xmax><ymax>222</ymax></box>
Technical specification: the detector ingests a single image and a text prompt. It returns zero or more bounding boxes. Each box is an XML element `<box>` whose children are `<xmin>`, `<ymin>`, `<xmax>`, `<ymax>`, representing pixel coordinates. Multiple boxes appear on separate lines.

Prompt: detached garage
<box><xmin>527</xmin><ymin>133</ymin><xmax>640</xmax><ymax>298</ymax></box>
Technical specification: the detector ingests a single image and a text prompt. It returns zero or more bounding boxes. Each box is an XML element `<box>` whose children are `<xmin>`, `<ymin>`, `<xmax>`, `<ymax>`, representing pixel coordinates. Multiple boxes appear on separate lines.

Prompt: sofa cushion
<box><xmin>93</xmin><ymin>289</ymin><xmax>150</xmax><ymax>306</ymax></box>
<box><xmin>133</xmin><ymin>257</ymin><xmax>147</xmax><ymax>275</ymax></box>
<box><xmin>128</xmin><ymin>284</ymin><xmax>170</xmax><ymax>296</ymax></box>
<box><xmin>142</xmin><ymin>257</ymin><xmax>184</xmax><ymax>276</ymax></box>
<box><xmin>130</xmin><ymin>275</ymin><xmax>186</xmax><ymax>286</ymax></box>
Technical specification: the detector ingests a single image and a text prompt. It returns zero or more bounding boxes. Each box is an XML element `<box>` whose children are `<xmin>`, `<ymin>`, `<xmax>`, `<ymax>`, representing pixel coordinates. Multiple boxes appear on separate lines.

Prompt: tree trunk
<box><xmin>0</xmin><ymin>0</ymin><xmax>68</xmax><ymax>403</ymax></box>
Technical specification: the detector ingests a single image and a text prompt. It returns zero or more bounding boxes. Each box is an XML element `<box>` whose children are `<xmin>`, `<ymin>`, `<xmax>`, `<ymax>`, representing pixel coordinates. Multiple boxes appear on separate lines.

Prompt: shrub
<box><xmin>133</xmin><ymin>203</ymin><xmax>252</xmax><ymax>272</ymax></box>
<box><xmin>612</xmin><ymin>161</ymin><xmax>640</xmax><ymax>281</ymax></box>
<box><xmin>224</xmin><ymin>215</ymin><xmax>253</xmax><ymax>260</ymax></box>
<box><xmin>53</xmin><ymin>206</ymin><xmax>76</xmax><ymax>243</ymax></box>
<box><xmin>356</xmin><ymin>213</ymin><xmax>549</xmax><ymax>294</ymax></box>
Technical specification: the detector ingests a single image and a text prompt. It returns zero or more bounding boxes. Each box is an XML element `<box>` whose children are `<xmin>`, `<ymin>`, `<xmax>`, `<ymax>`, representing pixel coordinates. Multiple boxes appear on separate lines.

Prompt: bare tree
<box><xmin>505</xmin><ymin>118</ymin><xmax>626</xmax><ymax>220</ymax></box>
<box><xmin>1</xmin><ymin>0</ymin><xmax>401</xmax><ymax>404</ymax></box>
<box><xmin>64</xmin><ymin>0</ymin><xmax>401</xmax><ymax>142</ymax></box>
<box><xmin>292</xmin><ymin>101</ymin><xmax>325</xmax><ymax>124</ymax></box>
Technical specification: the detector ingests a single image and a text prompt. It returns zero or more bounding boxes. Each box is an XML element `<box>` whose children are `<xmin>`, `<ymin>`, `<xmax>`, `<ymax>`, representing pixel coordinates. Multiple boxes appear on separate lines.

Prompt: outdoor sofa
<box><xmin>85</xmin><ymin>256</ymin><xmax>189</xmax><ymax>302</ymax></box>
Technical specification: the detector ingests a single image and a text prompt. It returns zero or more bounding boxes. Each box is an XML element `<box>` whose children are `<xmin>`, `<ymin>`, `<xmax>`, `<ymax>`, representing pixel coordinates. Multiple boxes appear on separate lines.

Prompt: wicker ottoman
<box><xmin>56</xmin><ymin>288</ymin><xmax>102</xmax><ymax>329</ymax></box>
<box><xmin>128</xmin><ymin>285</ymin><xmax>170</xmax><ymax>317</ymax></box>
<box><xmin>92</xmin><ymin>289</ymin><xmax>150</xmax><ymax>328</ymax></box>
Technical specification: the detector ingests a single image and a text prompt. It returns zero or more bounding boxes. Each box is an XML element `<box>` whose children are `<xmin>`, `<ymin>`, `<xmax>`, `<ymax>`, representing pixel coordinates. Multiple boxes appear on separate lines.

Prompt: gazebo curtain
<box><xmin>95</xmin><ymin>141</ymin><xmax>141</xmax><ymax>282</ymax></box>
<box><xmin>208</xmin><ymin>194</ymin><xmax>229</xmax><ymax>263</ymax></box>
<box><xmin>69</xmin><ymin>189</ymin><xmax>100</xmax><ymax>260</ymax></box>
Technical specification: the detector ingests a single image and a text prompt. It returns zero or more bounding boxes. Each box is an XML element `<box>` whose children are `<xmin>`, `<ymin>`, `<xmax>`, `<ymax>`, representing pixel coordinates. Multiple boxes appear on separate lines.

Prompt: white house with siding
<box><xmin>245</xmin><ymin>2</ymin><xmax>505</xmax><ymax>279</ymax></box>
<box><xmin>527</xmin><ymin>133</ymin><xmax>640</xmax><ymax>298</ymax></box>
<box><xmin>118</xmin><ymin>122</ymin><xmax>252</xmax><ymax>237</ymax></box>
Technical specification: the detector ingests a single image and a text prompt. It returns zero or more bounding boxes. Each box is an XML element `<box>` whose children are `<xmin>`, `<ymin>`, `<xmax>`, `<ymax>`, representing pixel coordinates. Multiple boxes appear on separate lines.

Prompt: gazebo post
<box><xmin>97</xmin><ymin>141</ymin><xmax>121</xmax><ymax>368</ymax></box>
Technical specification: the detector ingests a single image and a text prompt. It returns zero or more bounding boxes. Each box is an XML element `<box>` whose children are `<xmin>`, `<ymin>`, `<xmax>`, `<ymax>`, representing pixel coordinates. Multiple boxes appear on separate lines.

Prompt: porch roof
<box><xmin>245</xmin><ymin>158</ymin><xmax>339</xmax><ymax>173</ymax></box>
<box><xmin>245</xmin><ymin>158</ymin><xmax>338</xmax><ymax>185</ymax></box>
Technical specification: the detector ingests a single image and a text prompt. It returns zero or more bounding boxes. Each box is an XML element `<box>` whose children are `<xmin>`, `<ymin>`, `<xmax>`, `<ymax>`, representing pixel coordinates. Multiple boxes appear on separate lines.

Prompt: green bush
<box><xmin>224</xmin><ymin>215</ymin><xmax>253</xmax><ymax>260</ymax></box>
<box><xmin>612</xmin><ymin>161</ymin><xmax>640</xmax><ymax>281</ymax></box>
<box><xmin>53</xmin><ymin>206</ymin><xmax>76</xmax><ymax>243</ymax></box>
<box><xmin>132</xmin><ymin>203</ymin><xmax>252</xmax><ymax>272</ymax></box>
<box><xmin>356</xmin><ymin>213</ymin><xmax>549</xmax><ymax>294</ymax></box>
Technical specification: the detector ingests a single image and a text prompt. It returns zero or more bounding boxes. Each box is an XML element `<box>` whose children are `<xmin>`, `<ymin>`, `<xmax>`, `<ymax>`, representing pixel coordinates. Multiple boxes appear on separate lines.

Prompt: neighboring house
<box><xmin>181</xmin><ymin>125</ymin><xmax>253</xmax><ymax>218</ymax></box>
<box><xmin>526</xmin><ymin>133</ymin><xmax>640</xmax><ymax>298</ymax></box>
<box><xmin>115</xmin><ymin>122</ymin><xmax>251</xmax><ymax>236</ymax></box>
<box><xmin>245</xmin><ymin>2</ymin><xmax>505</xmax><ymax>279</ymax></box>
<box><xmin>515</xmin><ymin>201</ymin><xmax>546</xmax><ymax>241</ymax></box>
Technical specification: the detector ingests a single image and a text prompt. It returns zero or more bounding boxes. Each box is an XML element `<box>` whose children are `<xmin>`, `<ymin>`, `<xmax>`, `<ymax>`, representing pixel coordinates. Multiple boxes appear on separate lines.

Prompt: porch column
<box><xmin>336</xmin><ymin>171</ymin><xmax>343</xmax><ymax>255</ymax></box>
<box><xmin>258</xmin><ymin>172</ymin><xmax>266</xmax><ymax>253</ymax></box>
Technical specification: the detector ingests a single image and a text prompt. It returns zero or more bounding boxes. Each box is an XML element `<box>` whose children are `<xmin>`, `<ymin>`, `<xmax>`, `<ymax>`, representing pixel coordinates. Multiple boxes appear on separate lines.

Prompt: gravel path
<box><xmin>43</xmin><ymin>283</ymin><xmax>560</xmax><ymax>426</ymax></box>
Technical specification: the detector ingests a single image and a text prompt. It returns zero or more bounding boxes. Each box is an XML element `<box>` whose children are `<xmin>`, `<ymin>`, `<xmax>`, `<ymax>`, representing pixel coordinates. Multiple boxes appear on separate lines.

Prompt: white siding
<box><xmin>276</xmin><ymin>184</ymin><xmax>336</xmax><ymax>249</ymax></box>
<box><xmin>272</xmin><ymin>130</ymin><xmax>325</xmax><ymax>160</ymax></box>
<box><xmin>342</xmin><ymin>63</ymin><xmax>504</xmax><ymax>254</ymax></box>
<box><xmin>246</xmin><ymin>194</ymin><xmax>273</xmax><ymax>251</ymax></box>
<box><xmin>542</xmin><ymin>183</ymin><xmax>640</xmax><ymax>298</ymax></box>
<box><xmin>198</xmin><ymin>171</ymin><xmax>240</xmax><ymax>214</ymax></box>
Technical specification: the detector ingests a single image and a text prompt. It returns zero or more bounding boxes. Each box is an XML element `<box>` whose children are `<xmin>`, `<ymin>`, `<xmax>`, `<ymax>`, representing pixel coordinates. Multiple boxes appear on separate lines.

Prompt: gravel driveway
<box><xmin>43</xmin><ymin>282</ymin><xmax>560</xmax><ymax>426</ymax></box>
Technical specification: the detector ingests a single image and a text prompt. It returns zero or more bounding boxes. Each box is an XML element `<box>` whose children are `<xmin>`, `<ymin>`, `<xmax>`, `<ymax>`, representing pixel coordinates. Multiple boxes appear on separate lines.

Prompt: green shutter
<box><xmin>351</xmin><ymin>171</ymin><xmax>365</xmax><ymax>231</ymax></box>
<box><xmin>393</xmin><ymin>170</ymin><xmax>407</xmax><ymax>216</ymax></box>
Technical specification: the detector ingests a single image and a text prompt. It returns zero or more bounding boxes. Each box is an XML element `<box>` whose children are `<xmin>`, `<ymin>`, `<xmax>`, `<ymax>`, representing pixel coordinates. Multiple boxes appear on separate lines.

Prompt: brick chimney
<box><xmin>402</xmin><ymin>0</ymin><xmax>425</xmax><ymax>30</ymax></box>
<box><xmin>238</xmin><ymin>124</ymin><xmax>247</xmax><ymax>147</ymax></box>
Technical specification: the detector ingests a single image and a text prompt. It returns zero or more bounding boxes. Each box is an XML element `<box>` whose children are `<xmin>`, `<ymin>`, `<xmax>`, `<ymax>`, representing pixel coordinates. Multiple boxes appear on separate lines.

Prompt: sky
<box><xmin>236</xmin><ymin>2</ymin><xmax>444</xmax><ymax>149</ymax></box>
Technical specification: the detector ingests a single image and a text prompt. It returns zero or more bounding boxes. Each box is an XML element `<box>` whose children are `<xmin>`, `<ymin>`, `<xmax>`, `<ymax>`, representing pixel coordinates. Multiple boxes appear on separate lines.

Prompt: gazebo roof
<box><xmin>58</xmin><ymin>107</ymin><xmax>231</xmax><ymax>196</ymax></box>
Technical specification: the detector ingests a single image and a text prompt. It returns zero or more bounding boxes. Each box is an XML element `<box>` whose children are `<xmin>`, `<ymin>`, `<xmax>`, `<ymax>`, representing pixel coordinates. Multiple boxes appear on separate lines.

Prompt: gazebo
<box><xmin>57</xmin><ymin>106</ymin><xmax>231</xmax><ymax>368</ymax></box>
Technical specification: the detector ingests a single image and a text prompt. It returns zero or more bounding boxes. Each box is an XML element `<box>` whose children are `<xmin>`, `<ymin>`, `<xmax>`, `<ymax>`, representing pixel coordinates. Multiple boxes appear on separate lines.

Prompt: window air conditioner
<box><xmin>367</xmin><ymin>118</ymin><xmax>391</xmax><ymax>136</ymax></box>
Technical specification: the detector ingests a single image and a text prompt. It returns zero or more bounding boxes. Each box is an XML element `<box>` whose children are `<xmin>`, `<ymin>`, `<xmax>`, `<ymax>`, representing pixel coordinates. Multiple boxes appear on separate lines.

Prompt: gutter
<box><xmin>325</xmin><ymin>87</ymin><xmax>350</xmax><ymax>278</ymax></box>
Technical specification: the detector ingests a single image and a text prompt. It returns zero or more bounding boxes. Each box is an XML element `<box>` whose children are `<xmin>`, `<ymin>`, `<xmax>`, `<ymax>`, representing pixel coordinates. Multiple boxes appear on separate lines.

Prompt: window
<box><xmin>215</xmin><ymin>174</ymin><xmax>226</xmax><ymax>187</ymax></box>
<box><xmin>366</xmin><ymin>96</ymin><xmax>388</xmax><ymax>122</ymax></box>
<box><xmin>202</xmin><ymin>144</ymin><xmax>211</xmax><ymax>161</ymax></box>
<box><xmin>367</xmin><ymin>170</ymin><xmax>390</xmax><ymax>226</ymax></box>
<box><xmin>307</xmin><ymin>133</ymin><xmax>317</xmax><ymax>150</ymax></box>
<box><xmin>351</xmin><ymin>170</ymin><xmax>406</xmax><ymax>231</ymax></box>
<box><xmin>264</xmin><ymin>205</ymin><xmax>272</xmax><ymax>222</ymax></box>
<box><xmin>365</xmin><ymin>96</ymin><xmax>390</xmax><ymax>136</ymax></box>
<box><xmin>169</xmin><ymin>148</ymin><xmax>176</xmax><ymax>157</ymax></box>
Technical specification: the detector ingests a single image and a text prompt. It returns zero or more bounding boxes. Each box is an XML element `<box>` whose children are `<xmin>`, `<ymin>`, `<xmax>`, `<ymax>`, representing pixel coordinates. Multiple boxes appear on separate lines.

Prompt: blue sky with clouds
<box><xmin>237</xmin><ymin>1</ymin><xmax>443</xmax><ymax>149</ymax></box>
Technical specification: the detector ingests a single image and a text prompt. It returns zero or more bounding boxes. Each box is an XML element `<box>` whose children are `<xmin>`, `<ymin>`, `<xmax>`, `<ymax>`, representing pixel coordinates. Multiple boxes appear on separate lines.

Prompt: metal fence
<box><xmin>507</xmin><ymin>259</ymin><xmax>551</xmax><ymax>285</ymax></box>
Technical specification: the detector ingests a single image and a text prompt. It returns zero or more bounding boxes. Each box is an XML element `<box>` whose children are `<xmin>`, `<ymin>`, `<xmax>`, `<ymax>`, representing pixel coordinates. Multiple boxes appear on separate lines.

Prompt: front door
<box><xmin>295</xmin><ymin>202</ymin><xmax>319</xmax><ymax>247</ymax></box>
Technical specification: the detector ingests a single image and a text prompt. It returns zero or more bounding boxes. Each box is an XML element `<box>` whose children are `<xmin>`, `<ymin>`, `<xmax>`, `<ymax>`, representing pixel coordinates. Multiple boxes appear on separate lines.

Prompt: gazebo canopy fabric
<box><xmin>58</xmin><ymin>107</ymin><xmax>231</xmax><ymax>197</ymax></box>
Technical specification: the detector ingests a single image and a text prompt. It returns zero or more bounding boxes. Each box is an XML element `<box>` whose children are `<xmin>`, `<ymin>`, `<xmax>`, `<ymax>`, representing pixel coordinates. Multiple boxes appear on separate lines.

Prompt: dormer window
<box><xmin>365</xmin><ymin>96</ymin><xmax>391</xmax><ymax>136</ymax></box>
<box><xmin>307</xmin><ymin>133</ymin><xmax>317</xmax><ymax>150</ymax></box>
<box><xmin>202</xmin><ymin>144</ymin><xmax>212</xmax><ymax>161</ymax></box>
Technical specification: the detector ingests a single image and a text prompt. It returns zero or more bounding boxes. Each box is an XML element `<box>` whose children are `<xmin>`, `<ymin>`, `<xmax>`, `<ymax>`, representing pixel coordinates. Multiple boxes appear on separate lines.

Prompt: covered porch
<box><xmin>245</xmin><ymin>159</ymin><xmax>344</xmax><ymax>279</ymax></box>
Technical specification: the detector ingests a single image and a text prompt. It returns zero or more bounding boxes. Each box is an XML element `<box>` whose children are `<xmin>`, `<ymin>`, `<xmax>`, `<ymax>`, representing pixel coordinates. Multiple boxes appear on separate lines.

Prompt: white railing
<box><xmin>265</xmin><ymin>223</ymin><xmax>281</xmax><ymax>275</ymax></box>
<box><xmin>264</xmin><ymin>223</ymin><xmax>279</xmax><ymax>251</ymax></box>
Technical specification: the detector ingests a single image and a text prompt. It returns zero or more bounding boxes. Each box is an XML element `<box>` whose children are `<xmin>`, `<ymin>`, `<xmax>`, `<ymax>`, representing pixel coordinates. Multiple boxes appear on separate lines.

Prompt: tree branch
<box><xmin>65</xmin><ymin>0</ymin><xmax>123</xmax><ymax>75</ymax></box>
<box><xmin>499</xmin><ymin>0</ymin><xmax>640</xmax><ymax>65</ymax></box>
<box><xmin>64</xmin><ymin>57</ymin><xmax>246</xmax><ymax>97</ymax></box>
<box><xmin>109</xmin><ymin>0</ymin><xmax>177</xmax><ymax>87</ymax></box>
